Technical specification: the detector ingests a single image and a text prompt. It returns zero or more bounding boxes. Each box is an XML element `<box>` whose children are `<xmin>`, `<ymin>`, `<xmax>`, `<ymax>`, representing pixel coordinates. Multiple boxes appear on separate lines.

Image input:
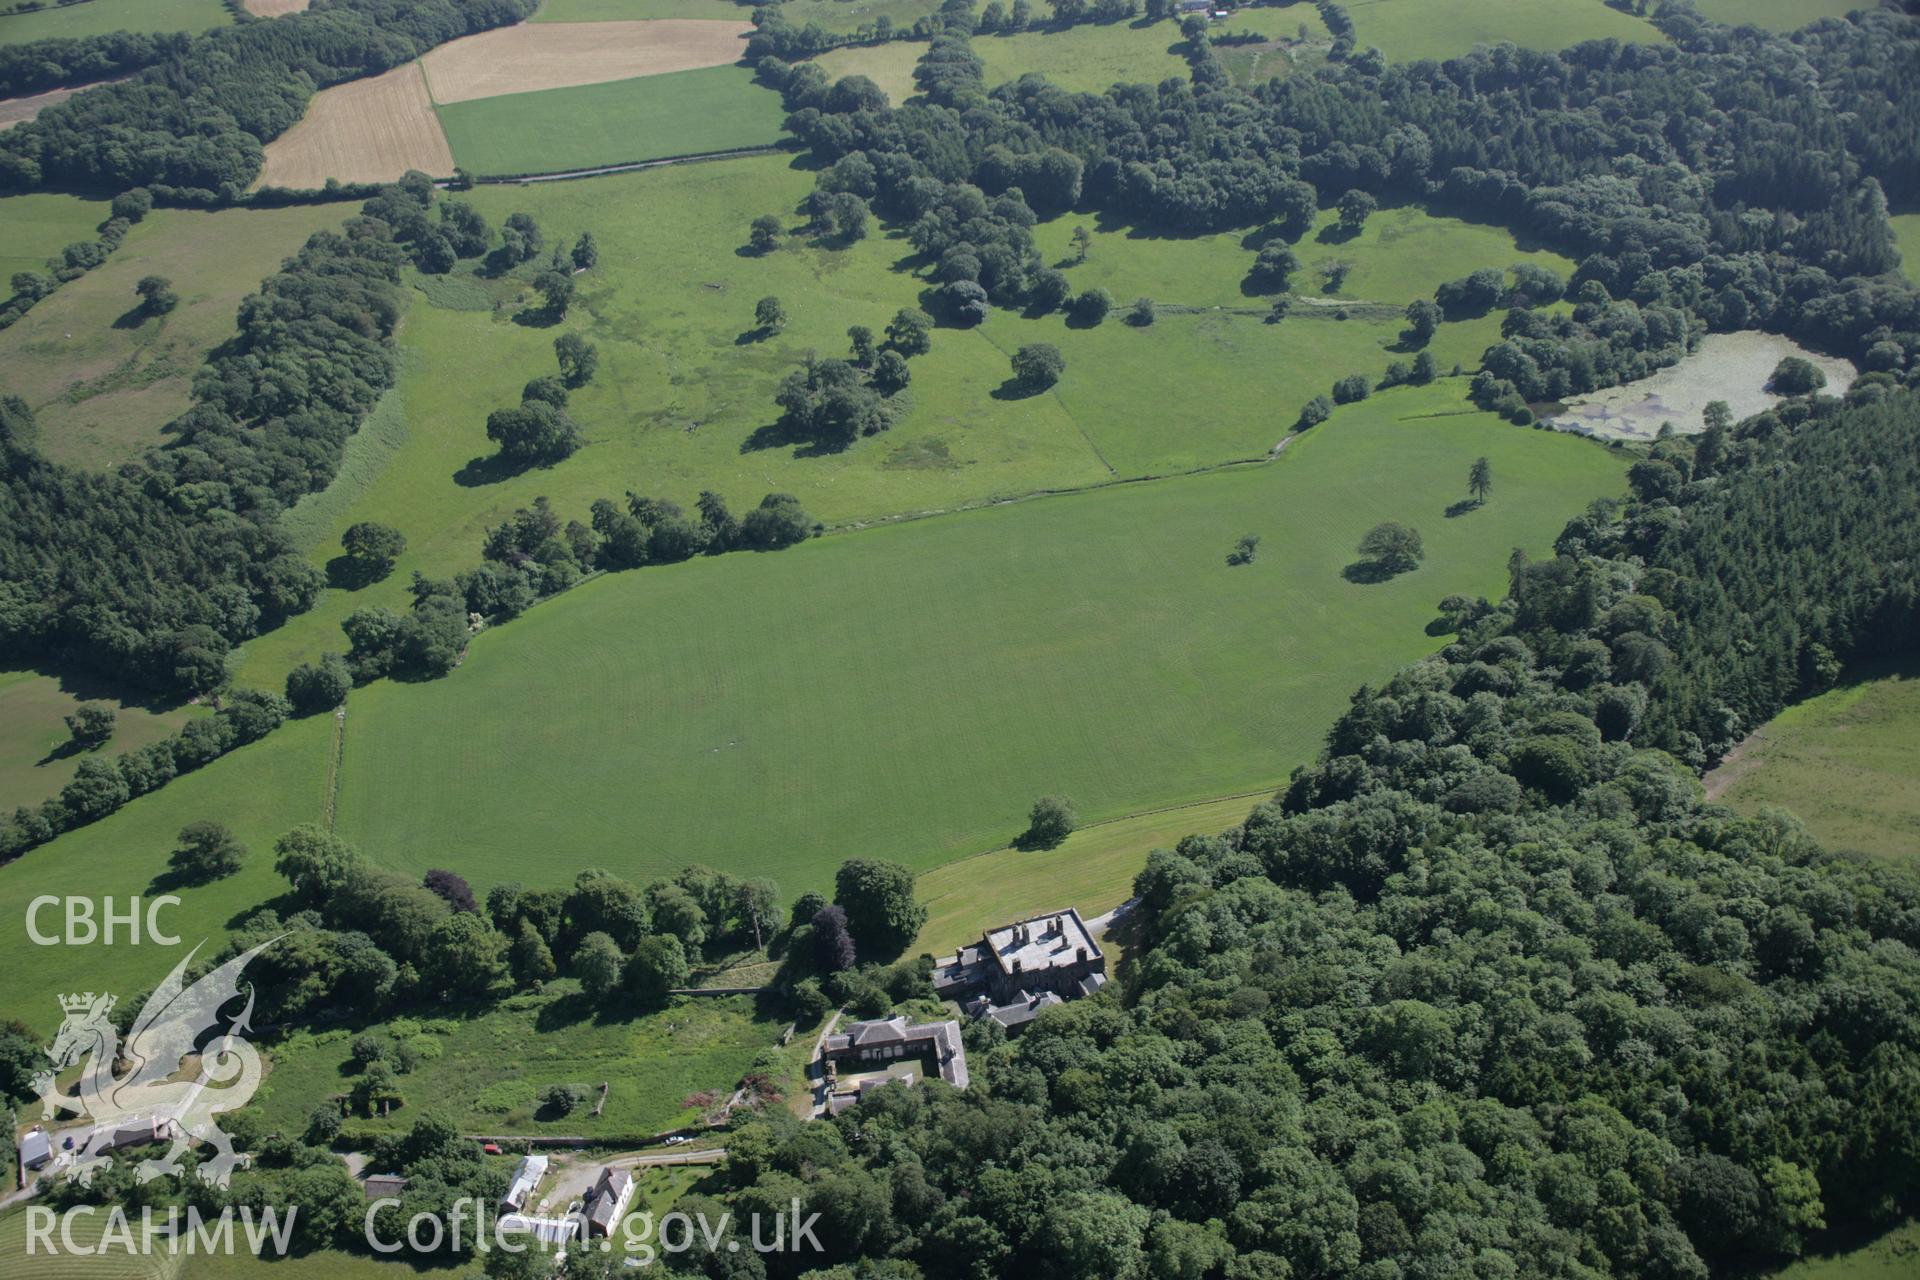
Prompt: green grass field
<box><xmin>1710</xmin><ymin>660</ymin><xmax>1920</xmax><ymax>866</ymax></box>
<box><xmin>326</xmin><ymin>385</ymin><xmax>1620</xmax><ymax>893</ymax></box>
<box><xmin>1771</xmin><ymin>1221</ymin><xmax>1920</xmax><ymax>1280</ymax></box>
<box><xmin>1211</xmin><ymin>4</ymin><xmax>1333</xmax><ymax>86</ymax></box>
<box><xmin>0</xmin><ymin>710</ymin><xmax>335</xmax><ymax>1033</ymax></box>
<box><xmin>0</xmin><ymin>0</ymin><xmax>228</xmax><ymax>45</ymax></box>
<box><xmin>0</xmin><ymin>1205</ymin><xmax>177</xmax><ymax>1280</ymax></box>
<box><xmin>532</xmin><ymin>0</ymin><xmax>940</xmax><ymax>33</ymax></box>
<box><xmin>434</xmin><ymin>64</ymin><xmax>785</xmax><ymax>177</ymax></box>
<box><xmin>0</xmin><ymin>191</ymin><xmax>110</xmax><ymax>280</ymax></box>
<box><xmin>0</xmin><ymin>669</ymin><xmax>200</xmax><ymax>810</ymax></box>
<box><xmin>254</xmin><ymin>990</ymin><xmax>781</xmax><ymax>1140</ymax></box>
<box><xmin>1030</xmin><ymin>201</ymin><xmax>1574</xmax><ymax>314</ymax></box>
<box><xmin>180</xmin><ymin>1252</ymin><xmax>460</xmax><ymax>1280</ymax></box>
<box><xmin>533</xmin><ymin>0</ymin><xmax>752</xmax><ymax>19</ymax></box>
<box><xmin>815</xmin><ymin>13</ymin><xmax>1328</xmax><ymax>102</ymax></box>
<box><xmin>0</xmin><ymin>157</ymin><xmax>1614</xmax><ymax>1036</ymax></box>
<box><xmin>810</xmin><ymin>41</ymin><xmax>920</xmax><ymax>103</ymax></box>
<box><xmin>0</xmin><ymin>393</ymin><xmax>1618</xmax><ymax>1015</ymax></box>
<box><xmin>1343</xmin><ymin>0</ymin><xmax>1663</xmax><ymax>63</ymax></box>
<box><xmin>914</xmin><ymin>790</ymin><xmax>1260</xmax><ymax>953</ymax></box>
<box><xmin>216</xmin><ymin>154</ymin><xmax>1561</xmax><ymax>692</ymax></box>
<box><xmin>1691</xmin><ymin>0</ymin><xmax>1861</xmax><ymax>31</ymax></box>
<box><xmin>0</xmin><ymin>202</ymin><xmax>348</xmax><ymax>470</ymax></box>
<box><xmin>974</xmin><ymin>22</ymin><xmax>1192</xmax><ymax>94</ymax></box>
<box><xmin>1892</xmin><ymin>213</ymin><xmax>1920</xmax><ymax>287</ymax></box>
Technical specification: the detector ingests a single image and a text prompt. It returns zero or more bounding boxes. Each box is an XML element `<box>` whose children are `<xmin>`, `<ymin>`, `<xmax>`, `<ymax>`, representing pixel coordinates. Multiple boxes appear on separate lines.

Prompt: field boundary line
<box><xmin>461</xmin><ymin>144</ymin><xmax>786</xmax><ymax>186</ymax></box>
<box><xmin>965</xmin><ymin>323</ymin><xmax>1117</xmax><ymax>476</ymax></box>
<box><xmin>322</xmin><ymin>706</ymin><xmax>347</xmax><ymax>830</ymax></box>
<box><xmin>822</xmin><ymin>447</ymin><xmax>1281</xmax><ymax>534</ymax></box>
<box><xmin>914</xmin><ymin>787</ymin><xmax>1272</xmax><ymax>887</ymax></box>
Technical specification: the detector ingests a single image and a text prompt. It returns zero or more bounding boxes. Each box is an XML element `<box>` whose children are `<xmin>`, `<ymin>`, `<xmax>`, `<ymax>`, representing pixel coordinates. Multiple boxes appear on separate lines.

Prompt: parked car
<box><xmin>481</xmin><ymin>1142</ymin><xmax>502</xmax><ymax>1155</ymax></box>
<box><xmin>664</xmin><ymin>1135</ymin><xmax>690</xmax><ymax>1146</ymax></box>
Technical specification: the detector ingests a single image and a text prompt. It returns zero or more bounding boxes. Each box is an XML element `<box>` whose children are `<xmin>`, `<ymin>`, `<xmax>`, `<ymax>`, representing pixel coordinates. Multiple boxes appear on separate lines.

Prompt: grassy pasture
<box><xmin>1707</xmin><ymin>660</ymin><xmax>1920</xmax><ymax>866</ymax></box>
<box><xmin>0</xmin><ymin>1208</ymin><xmax>176</xmax><ymax>1280</ymax></box>
<box><xmin>0</xmin><ymin>0</ymin><xmax>227</xmax><ymax>45</ymax></box>
<box><xmin>1210</xmin><ymin>4</ymin><xmax>1333</xmax><ymax>86</ymax></box>
<box><xmin>181</xmin><ymin>1252</ymin><xmax>458</xmax><ymax>1280</ymax></box>
<box><xmin>0</xmin><ymin>202</ymin><xmax>346</xmax><ymax>469</ymax></box>
<box><xmin>814</xmin><ymin>15</ymin><xmax>1305</xmax><ymax>102</ymax></box>
<box><xmin>225</xmin><ymin>156</ymin><xmax>1568</xmax><ymax>690</ymax></box>
<box><xmin>535</xmin><ymin>0</ymin><xmax>751</xmax><ymax>19</ymax></box>
<box><xmin>1342</xmin><ymin>0</ymin><xmax>1663</xmax><ymax>63</ymax></box>
<box><xmin>0</xmin><ymin>669</ymin><xmax>200</xmax><ymax>810</ymax></box>
<box><xmin>0</xmin><ymin>191</ymin><xmax>109</xmax><ymax>279</ymax></box>
<box><xmin>1769</xmin><ymin>1221</ymin><xmax>1920</xmax><ymax>1280</ymax></box>
<box><xmin>811</xmin><ymin>40</ymin><xmax>921</xmax><ymax>103</ymax></box>
<box><xmin>1893</xmin><ymin>213</ymin><xmax>1920</xmax><ymax>287</ymax></box>
<box><xmin>1691</xmin><ymin>0</ymin><xmax>1861</xmax><ymax>32</ymax></box>
<box><xmin>253</xmin><ymin>990</ymin><xmax>781</xmax><ymax>1140</ymax></box>
<box><xmin>0</xmin><ymin>711</ymin><xmax>335</xmax><ymax>1034</ymax></box>
<box><xmin>533</xmin><ymin>0</ymin><xmax>941</xmax><ymax>34</ymax></box>
<box><xmin>327</xmin><ymin>385</ymin><xmax>1622</xmax><ymax>894</ymax></box>
<box><xmin>974</xmin><ymin>22</ymin><xmax>1192</xmax><ymax>94</ymax></box>
<box><xmin>435</xmin><ymin>64</ymin><xmax>784</xmax><ymax>176</ymax></box>
<box><xmin>1289</xmin><ymin>204</ymin><xmax>1575</xmax><ymax>307</ymax></box>
<box><xmin>914</xmin><ymin>790</ymin><xmax>1261</xmax><ymax>953</ymax></box>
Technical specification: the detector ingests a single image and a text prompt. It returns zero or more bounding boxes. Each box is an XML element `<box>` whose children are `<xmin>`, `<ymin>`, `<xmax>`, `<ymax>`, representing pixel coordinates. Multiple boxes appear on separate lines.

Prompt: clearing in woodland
<box><xmin>1690</xmin><ymin>0</ymin><xmax>1859</xmax><ymax>31</ymax></box>
<box><xmin>1344</xmin><ymin>0</ymin><xmax>1663</xmax><ymax>63</ymax></box>
<box><xmin>0</xmin><ymin>669</ymin><xmax>199</xmax><ymax>811</ymax></box>
<box><xmin>255</xmin><ymin>62</ymin><xmax>453</xmax><ymax>189</ymax></box>
<box><xmin>419</xmin><ymin>18</ymin><xmax>753</xmax><ymax>104</ymax></box>
<box><xmin>0</xmin><ymin>201</ymin><xmax>349</xmax><ymax>469</ymax></box>
<box><xmin>1706</xmin><ymin>660</ymin><xmax>1920</xmax><ymax>867</ymax></box>
<box><xmin>0</xmin><ymin>190</ymin><xmax>108</xmax><ymax>277</ymax></box>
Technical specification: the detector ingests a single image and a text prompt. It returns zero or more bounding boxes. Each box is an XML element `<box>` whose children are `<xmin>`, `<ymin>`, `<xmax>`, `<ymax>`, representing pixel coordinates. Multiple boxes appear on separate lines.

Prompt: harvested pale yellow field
<box><xmin>420</xmin><ymin>19</ymin><xmax>751</xmax><ymax>104</ymax></box>
<box><xmin>256</xmin><ymin>62</ymin><xmax>453</xmax><ymax>189</ymax></box>
<box><xmin>243</xmin><ymin>0</ymin><xmax>310</xmax><ymax>14</ymax></box>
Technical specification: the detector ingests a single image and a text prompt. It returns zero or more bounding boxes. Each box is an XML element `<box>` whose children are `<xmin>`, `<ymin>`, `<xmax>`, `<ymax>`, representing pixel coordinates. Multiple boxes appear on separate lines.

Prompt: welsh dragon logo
<box><xmin>32</xmin><ymin>939</ymin><xmax>277</xmax><ymax>1189</ymax></box>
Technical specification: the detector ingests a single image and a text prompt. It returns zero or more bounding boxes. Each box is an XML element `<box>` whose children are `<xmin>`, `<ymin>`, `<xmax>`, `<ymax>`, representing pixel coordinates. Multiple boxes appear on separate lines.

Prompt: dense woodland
<box><xmin>0</xmin><ymin>29</ymin><xmax>192</xmax><ymax>99</ymax></box>
<box><xmin>696</xmin><ymin>389</ymin><xmax>1920</xmax><ymax>1280</ymax></box>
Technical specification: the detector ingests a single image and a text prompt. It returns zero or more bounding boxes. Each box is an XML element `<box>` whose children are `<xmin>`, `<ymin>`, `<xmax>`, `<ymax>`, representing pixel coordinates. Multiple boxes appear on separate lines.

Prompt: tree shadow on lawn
<box><xmin>990</xmin><ymin>377</ymin><xmax>1046</xmax><ymax>401</ymax></box>
<box><xmin>454</xmin><ymin>452</ymin><xmax>535</xmax><ymax>487</ymax></box>
<box><xmin>510</xmin><ymin>305</ymin><xmax>563</xmax><ymax>329</ymax></box>
<box><xmin>1445</xmin><ymin>498</ymin><xmax>1483</xmax><ymax>518</ymax></box>
<box><xmin>740</xmin><ymin>419</ymin><xmax>848</xmax><ymax>459</ymax></box>
<box><xmin>325</xmin><ymin>554</ymin><xmax>396</xmax><ymax>590</ymax></box>
<box><xmin>1342</xmin><ymin>558</ymin><xmax>1413</xmax><ymax>584</ymax></box>
<box><xmin>222</xmin><ymin>888</ymin><xmax>306</xmax><ymax>933</ymax></box>
<box><xmin>34</xmin><ymin>738</ymin><xmax>87</xmax><ymax>767</ymax></box>
<box><xmin>144</xmin><ymin>864</ymin><xmax>225</xmax><ymax>897</ymax></box>
<box><xmin>26</xmin><ymin>665</ymin><xmax>191</xmax><ymax>736</ymax></box>
<box><xmin>110</xmin><ymin>305</ymin><xmax>154</xmax><ymax>331</ymax></box>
